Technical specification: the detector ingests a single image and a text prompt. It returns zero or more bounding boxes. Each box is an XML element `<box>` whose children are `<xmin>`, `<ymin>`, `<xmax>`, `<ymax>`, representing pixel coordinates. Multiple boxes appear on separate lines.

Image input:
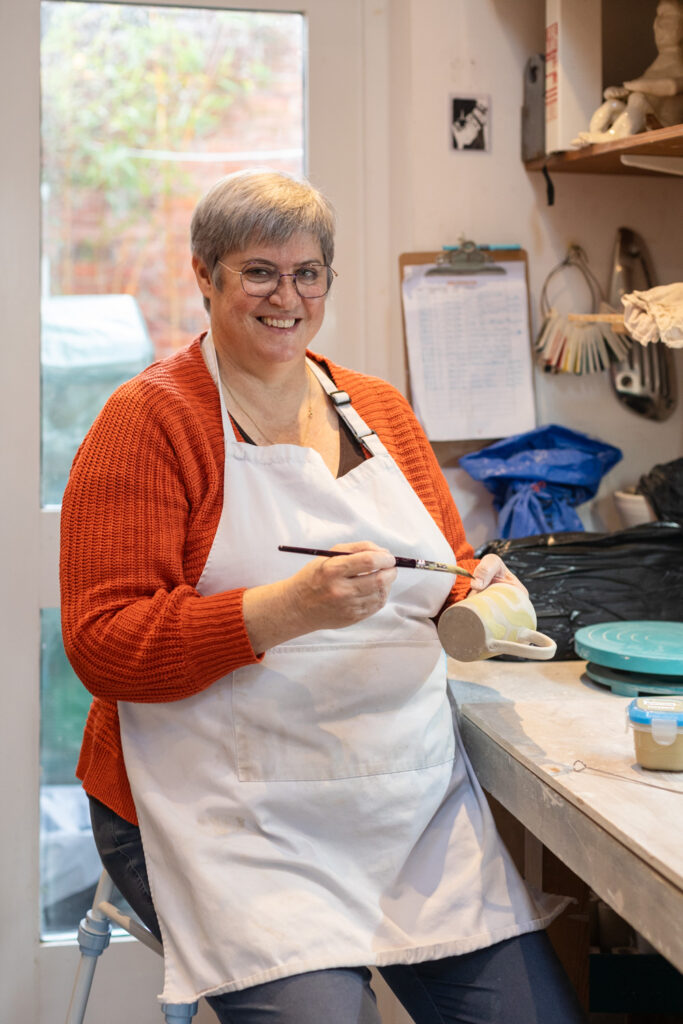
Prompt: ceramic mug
<box><xmin>437</xmin><ymin>582</ymin><xmax>556</xmax><ymax>662</ymax></box>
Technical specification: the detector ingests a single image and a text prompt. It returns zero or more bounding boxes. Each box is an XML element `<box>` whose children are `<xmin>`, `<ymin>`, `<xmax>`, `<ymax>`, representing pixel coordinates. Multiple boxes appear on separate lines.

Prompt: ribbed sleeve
<box><xmin>62</xmin><ymin>338</ymin><xmax>476</xmax><ymax>823</ymax></box>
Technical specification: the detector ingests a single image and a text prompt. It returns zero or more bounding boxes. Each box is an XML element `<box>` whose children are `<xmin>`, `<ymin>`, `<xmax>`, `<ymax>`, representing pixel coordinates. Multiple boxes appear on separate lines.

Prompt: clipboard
<box><xmin>399</xmin><ymin>241</ymin><xmax>535</xmax><ymax>442</ymax></box>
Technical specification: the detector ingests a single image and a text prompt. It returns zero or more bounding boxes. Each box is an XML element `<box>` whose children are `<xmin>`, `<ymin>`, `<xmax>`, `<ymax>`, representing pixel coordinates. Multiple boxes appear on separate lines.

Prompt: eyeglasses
<box><xmin>217</xmin><ymin>260</ymin><xmax>337</xmax><ymax>299</ymax></box>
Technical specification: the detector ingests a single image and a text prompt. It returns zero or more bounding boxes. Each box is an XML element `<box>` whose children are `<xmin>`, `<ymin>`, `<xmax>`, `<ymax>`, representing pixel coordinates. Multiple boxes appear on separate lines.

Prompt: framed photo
<box><xmin>450</xmin><ymin>95</ymin><xmax>490</xmax><ymax>151</ymax></box>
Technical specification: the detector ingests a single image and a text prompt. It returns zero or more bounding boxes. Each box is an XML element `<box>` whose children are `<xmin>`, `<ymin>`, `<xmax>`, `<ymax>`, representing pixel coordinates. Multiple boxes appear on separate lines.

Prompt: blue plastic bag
<box><xmin>459</xmin><ymin>424</ymin><xmax>622</xmax><ymax>538</ymax></box>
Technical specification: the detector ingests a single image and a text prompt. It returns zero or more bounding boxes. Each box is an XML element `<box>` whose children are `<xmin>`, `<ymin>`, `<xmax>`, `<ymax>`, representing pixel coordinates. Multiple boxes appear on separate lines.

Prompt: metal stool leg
<box><xmin>65</xmin><ymin>871</ymin><xmax>115</xmax><ymax>1024</ymax></box>
<box><xmin>66</xmin><ymin>868</ymin><xmax>199</xmax><ymax>1023</ymax></box>
<box><xmin>161</xmin><ymin>1001</ymin><xmax>199</xmax><ymax>1021</ymax></box>
<box><xmin>96</xmin><ymin>898</ymin><xmax>198</xmax><ymax>1018</ymax></box>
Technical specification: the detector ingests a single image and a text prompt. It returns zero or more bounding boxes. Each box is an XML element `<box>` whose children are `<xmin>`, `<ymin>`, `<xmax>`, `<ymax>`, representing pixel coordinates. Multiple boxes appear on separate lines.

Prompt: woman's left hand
<box><xmin>469</xmin><ymin>553</ymin><xmax>527</xmax><ymax>594</ymax></box>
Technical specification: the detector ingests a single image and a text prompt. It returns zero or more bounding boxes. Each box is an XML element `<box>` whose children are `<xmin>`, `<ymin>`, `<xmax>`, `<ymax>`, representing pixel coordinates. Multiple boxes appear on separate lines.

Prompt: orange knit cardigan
<box><xmin>60</xmin><ymin>337</ymin><xmax>477</xmax><ymax>824</ymax></box>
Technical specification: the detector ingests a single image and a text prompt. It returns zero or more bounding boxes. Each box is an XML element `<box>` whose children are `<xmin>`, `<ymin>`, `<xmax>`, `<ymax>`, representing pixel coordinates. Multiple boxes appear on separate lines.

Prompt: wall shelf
<box><xmin>525</xmin><ymin>123</ymin><xmax>683</xmax><ymax>176</ymax></box>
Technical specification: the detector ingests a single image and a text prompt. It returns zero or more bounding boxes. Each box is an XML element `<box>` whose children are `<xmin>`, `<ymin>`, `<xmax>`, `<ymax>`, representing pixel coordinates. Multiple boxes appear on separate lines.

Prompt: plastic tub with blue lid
<box><xmin>627</xmin><ymin>697</ymin><xmax>683</xmax><ymax>770</ymax></box>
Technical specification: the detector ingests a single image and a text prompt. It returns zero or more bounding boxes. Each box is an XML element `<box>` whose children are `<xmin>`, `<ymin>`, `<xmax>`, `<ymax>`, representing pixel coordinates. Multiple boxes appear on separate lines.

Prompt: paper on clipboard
<box><xmin>401</xmin><ymin>258</ymin><xmax>536</xmax><ymax>441</ymax></box>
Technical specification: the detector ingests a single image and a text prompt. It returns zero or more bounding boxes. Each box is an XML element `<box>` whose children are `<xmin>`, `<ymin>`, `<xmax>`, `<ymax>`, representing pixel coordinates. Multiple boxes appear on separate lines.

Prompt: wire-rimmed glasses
<box><xmin>217</xmin><ymin>261</ymin><xmax>337</xmax><ymax>299</ymax></box>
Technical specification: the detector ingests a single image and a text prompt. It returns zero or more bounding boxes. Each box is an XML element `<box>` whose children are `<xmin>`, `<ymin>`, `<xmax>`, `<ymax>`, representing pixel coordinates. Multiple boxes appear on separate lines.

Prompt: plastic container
<box><xmin>627</xmin><ymin>697</ymin><xmax>683</xmax><ymax>771</ymax></box>
<box><xmin>614</xmin><ymin>489</ymin><xmax>656</xmax><ymax>529</ymax></box>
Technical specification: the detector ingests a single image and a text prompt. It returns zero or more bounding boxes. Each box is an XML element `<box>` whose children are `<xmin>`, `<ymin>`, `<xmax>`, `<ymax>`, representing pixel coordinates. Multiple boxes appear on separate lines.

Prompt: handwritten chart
<box><xmin>401</xmin><ymin>259</ymin><xmax>536</xmax><ymax>441</ymax></box>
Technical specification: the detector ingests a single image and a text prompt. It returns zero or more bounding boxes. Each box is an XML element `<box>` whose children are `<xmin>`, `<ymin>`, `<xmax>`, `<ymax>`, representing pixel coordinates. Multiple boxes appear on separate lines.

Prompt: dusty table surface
<box><xmin>447</xmin><ymin>657</ymin><xmax>683</xmax><ymax>970</ymax></box>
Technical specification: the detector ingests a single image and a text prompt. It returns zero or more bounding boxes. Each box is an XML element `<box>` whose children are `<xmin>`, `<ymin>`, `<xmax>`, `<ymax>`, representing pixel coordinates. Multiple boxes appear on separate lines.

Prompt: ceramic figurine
<box><xmin>573</xmin><ymin>0</ymin><xmax>683</xmax><ymax>146</ymax></box>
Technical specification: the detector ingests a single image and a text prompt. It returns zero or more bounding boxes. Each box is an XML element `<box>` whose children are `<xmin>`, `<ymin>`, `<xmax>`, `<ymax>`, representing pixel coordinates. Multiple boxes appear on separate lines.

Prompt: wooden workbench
<box><xmin>447</xmin><ymin>658</ymin><xmax>683</xmax><ymax>974</ymax></box>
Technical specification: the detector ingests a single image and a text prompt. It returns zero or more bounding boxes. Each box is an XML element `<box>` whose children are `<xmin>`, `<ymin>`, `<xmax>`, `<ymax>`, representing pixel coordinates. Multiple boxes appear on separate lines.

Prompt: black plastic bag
<box><xmin>477</xmin><ymin>522</ymin><xmax>683</xmax><ymax>659</ymax></box>
<box><xmin>638</xmin><ymin>457</ymin><xmax>683</xmax><ymax>526</ymax></box>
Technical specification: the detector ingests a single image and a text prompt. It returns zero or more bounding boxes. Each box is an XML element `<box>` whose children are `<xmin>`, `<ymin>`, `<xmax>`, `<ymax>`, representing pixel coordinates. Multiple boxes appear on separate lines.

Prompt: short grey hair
<box><xmin>191</xmin><ymin>169</ymin><xmax>336</xmax><ymax>312</ymax></box>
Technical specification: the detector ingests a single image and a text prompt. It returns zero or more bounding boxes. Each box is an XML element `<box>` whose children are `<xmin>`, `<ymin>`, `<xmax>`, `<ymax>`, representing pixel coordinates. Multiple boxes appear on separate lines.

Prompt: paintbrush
<box><xmin>278</xmin><ymin>545</ymin><xmax>475</xmax><ymax>579</ymax></box>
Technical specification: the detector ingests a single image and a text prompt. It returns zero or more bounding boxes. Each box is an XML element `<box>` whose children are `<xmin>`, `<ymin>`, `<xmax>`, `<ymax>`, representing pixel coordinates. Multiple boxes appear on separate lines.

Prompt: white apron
<box><xmin>118</xmin><ymin>335</ymin><xmax>563</xmax><ymax>1004</ymax></box>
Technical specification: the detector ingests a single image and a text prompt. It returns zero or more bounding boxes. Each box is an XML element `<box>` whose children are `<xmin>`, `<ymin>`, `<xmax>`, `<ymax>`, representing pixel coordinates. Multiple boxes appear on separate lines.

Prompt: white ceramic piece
<box><xmin>572</xmin><ymin>0</ymin><xmax>683</xmax><ymax>147</ymax></box>
<box><xmin>437</xmin><ymin>583</ymin><xmax>557</xmax><ymax>662</ymax></box>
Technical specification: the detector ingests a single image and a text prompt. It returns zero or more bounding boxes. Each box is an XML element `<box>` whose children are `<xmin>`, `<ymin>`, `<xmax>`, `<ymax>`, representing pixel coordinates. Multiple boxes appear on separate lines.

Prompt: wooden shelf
<box><xmin>525</xmin><ymin>123</ymin><xmax>683</xmax><ymax>175</ymax></box>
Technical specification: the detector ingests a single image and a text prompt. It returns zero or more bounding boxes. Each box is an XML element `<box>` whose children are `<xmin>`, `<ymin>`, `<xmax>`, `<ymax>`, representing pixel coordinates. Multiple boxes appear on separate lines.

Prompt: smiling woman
<box><xmin>198</xmin><ymin>234</ymin><xmax>328</xmax><ymax>370</ymax></box>
<box><xmin>58</xmin><ymin>169</ymin><xmax>585</xmax><ymax>1024</ymax></box>
<box><xmin>188</xmin><ymin>172</ymin><xmax>336</xmax><ymax>448</ymax></box>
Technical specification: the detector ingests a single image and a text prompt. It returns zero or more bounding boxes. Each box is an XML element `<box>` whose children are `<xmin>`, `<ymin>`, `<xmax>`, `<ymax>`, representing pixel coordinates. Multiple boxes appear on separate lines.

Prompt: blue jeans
<box><xmin>90</xmin><ymin>796</ymin><xmax>586</xmax><ymax>1024</ymax></box>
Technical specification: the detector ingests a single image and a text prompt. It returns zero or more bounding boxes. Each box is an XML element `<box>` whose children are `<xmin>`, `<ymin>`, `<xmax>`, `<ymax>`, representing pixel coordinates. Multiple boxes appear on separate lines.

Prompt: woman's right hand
<box><xmin>242</xmin><ymin>541</ymin><xmax>398</xmax><ymax>654</ymax></box>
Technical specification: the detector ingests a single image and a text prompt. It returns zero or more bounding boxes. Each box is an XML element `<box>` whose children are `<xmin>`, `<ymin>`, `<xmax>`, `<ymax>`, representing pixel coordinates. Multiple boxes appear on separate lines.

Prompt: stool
<box><xmin>65</xmin><ymin>868</ymin><xmax>199</xmax><ymax>1023</ymax></box>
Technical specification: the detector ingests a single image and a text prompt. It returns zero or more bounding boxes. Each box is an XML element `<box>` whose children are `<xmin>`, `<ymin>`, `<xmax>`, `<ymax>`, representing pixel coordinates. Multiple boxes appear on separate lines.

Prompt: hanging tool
<box><xmin>608</xmin><ymin>227</ymin><xmax>677</xmax><ymax>421</ymax></box>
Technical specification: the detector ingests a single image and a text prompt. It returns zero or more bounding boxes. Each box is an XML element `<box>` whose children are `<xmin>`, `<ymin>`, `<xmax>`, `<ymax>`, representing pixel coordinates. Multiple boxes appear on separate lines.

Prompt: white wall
<box><xmin>381</xmin><ymin>0</ymin><xmax>683</xmax><ymax>543</ymax></box>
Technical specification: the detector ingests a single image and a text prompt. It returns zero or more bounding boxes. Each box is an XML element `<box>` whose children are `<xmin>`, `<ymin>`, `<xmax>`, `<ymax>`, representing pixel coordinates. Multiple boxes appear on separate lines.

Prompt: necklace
<box><xmin>219</xmin><ymin>365</ymin><xmax>314</xmax><ymax>446</ymax></box>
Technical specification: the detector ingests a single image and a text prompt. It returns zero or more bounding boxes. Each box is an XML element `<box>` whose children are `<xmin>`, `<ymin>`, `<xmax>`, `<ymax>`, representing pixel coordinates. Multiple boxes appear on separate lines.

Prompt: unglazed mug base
<box><xmin>438</xmin><ymin>583</ymin><xmax>557</xmax><ymax>662</ymax></box>
<box><xmin>438</xmin><ymin>605</ymin><xmax>490</xmax><ymax>662</ymax></box>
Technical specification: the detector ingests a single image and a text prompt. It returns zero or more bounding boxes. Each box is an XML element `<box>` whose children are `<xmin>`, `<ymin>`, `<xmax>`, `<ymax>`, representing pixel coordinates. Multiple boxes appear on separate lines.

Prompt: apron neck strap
<box><xmin>202</xmin><ymin>330</ymin><xmax>234</xmax><ymax>439</ymax></box>
<box><xmin>306</xmin><ymin>358</ymin><xmax>386</xmax><ymax>459</ymax></box>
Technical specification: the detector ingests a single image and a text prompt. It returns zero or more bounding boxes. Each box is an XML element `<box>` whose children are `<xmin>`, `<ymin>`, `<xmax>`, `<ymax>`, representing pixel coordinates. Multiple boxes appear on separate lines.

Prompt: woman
<box><xmin>61</xmin><ymin>170</ymin><xmax>586</xmax><ymax>1024</ymax></box>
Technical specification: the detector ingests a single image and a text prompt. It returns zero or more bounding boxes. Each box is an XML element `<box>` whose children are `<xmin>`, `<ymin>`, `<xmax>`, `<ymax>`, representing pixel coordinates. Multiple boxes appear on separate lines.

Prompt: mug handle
<box><xmin>489</xmin><ymin>628</ymin><xmax>557</xmax><ymax>661</ymax></box>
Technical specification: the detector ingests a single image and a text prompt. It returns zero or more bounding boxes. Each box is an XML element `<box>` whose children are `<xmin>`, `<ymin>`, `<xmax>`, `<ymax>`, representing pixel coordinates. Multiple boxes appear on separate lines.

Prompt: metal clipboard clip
<box><xmin>426</xmin><ymin>239</ymin><xmax>507</xmax><ymax>276</ymax></box>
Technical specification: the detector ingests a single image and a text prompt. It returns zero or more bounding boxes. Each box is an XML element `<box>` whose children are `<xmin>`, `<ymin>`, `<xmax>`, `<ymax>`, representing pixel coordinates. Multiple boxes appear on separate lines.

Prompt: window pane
<box><xmin>40</xmin><ymin>0</ymin><xmax>305</xmax><ymax>505</ymax></box>
<box><xmin>40</xmin><ymin>609</ymin><xmax>140</xmax><ymax>938</ymax></box>
<box><xmin>40</xmin><ymin>608</ymin><xmax>99</xmax><ymax>936</ymax></box>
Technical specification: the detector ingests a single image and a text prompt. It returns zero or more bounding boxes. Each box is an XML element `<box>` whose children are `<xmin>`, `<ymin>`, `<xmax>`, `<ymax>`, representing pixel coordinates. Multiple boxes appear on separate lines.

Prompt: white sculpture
<box><xmin>573</xmin><ymin>0</ymin><xmax>683</xmax><ymax>146</ymax></box>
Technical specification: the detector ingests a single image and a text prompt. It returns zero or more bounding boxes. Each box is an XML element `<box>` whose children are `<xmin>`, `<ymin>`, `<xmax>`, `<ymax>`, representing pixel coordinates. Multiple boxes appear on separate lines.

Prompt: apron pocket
<box><xmin>231</xmin><ymin>641</ymin><xmax>455</xmax><ymax>782</ymax></box>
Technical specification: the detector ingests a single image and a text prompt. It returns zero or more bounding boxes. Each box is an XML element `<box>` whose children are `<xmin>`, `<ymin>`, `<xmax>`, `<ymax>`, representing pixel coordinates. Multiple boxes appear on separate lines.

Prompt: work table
<box><xmin>447</xmin><ymin>658</ymin><xmax>683</xmax><ymax>973</ymax></box>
